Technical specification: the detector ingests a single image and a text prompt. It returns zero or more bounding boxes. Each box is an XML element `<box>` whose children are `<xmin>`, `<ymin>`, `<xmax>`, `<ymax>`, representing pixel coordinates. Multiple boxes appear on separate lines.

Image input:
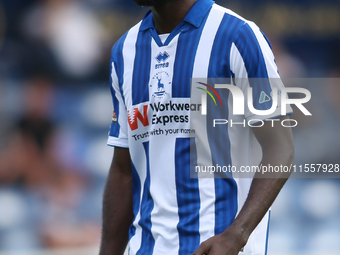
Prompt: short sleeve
<box><xmin>230</xmin><ymin>22</ymin><xmax>293</xmax><ymax>121</ymax></box>
<box><xmin>107</xmin><ymin>58</ymin><xmax>129</xmax><ymax>148</ymax></box>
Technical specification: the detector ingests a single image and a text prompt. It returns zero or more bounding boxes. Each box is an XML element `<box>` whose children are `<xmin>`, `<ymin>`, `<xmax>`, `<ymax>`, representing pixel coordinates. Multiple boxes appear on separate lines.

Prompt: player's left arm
<box><xmin>192</xmin><ymin>115</ymin><xmax>294</xmax><ymax>255</ymax></box>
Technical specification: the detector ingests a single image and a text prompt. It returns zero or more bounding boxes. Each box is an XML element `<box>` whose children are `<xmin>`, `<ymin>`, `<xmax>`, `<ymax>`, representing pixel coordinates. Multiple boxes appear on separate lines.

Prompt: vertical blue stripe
<box><xmin>233</xmin><ymin>23</ymin><xmax>273</xmax><ymax>111</ymax></box>
<box><xmin>208</xmin><ymin>14</ymin><xmax>244</xmax><ymax>79</ymax></box>
<box><xmin>129</xmin><ymin>161</ymin><xmax>141</xmax><ymax>240</ymax></box>
<box><xmin>172</xmin><ymin>14</ymin><xmax>209</xmax><ymax>98</ymax></box>
<box><xmin>175</xmin><ymin>138</ymin><xmax>201</xmax><ymax>255</ymax></box>
<box><xmin>235</xmin><ymin>24</ymin><xmax>268</xmax><ymax>78</ymax></box>
<box><xmin>132</xmin><ymin>31</ymin><xmax>152</xmax><ymax>105</ymax></box>
<box><xmin>109</xmin><ymin>33</ymin><xmax>128</xmax><ymax>137</ymax></box>
<box><xmin>112</xmin><ymin>32</ymin><xmax>128</xmax><ymax>102</ymax></box>
<box><xmin>213</xmin><ymin>177</ymin><xmax>238</xmax><ymax>235</ymax></box>
<box><xmin>112</xmin><ymin>33</ymin><xmax>128</xmax><ymax>90</ymax></box>
<box><xmin>264</xmin><ymin>210</ymin><xmax>271</xmax><ymax>255</ymax></box>
<box><xmin>136</xmin><ymin>142</ymin><xmax>155</xmax><ymax>255</ymax></box>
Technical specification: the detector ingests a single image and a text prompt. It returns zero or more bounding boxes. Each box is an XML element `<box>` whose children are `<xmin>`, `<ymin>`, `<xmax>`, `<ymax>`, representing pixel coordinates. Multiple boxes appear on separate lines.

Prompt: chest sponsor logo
<box><xmin>127</xmin><ymin>105</ymin><xmax>149</xmax><ymax>131</ymax></box>
<box><xmin>127</xmin><ymin>101</ymin><xmax>202</xmax><ymax>131</ymax></box>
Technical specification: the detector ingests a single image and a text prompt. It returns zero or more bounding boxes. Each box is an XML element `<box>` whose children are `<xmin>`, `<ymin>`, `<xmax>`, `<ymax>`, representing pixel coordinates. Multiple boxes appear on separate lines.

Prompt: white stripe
<box><xmin>191</xmin><ymin>4</ymin><xmax>225</xmax><ymax>243</ymax></box>
<box><xmin>110</xmin><ymin>63</ymin><xmax>129</xmax><ymax>143</ymax></box>
<box><xmin>149</xmin><ymin>137</ymin><xmax>179</xmax><ymax>254</ymax></box>
<box><xmin>148</xmin><ymin>34</ymin><xmax>180</xmax><ymax>100</ymax></box>
<box><xmin>148</xmin><ymin>35</ymin><xmax>181</xmax><ymax>254</ymax></box>
<box><xmin>230</xmin><ymin>43</ymin><xmax>255</xmax><ymax>120</ymax></box>
<box><xmin>229</xmin><ymin>22</ymin><xmax>275</xmax><ymax>255</ymax></box>
<box><xmin>122</xmin><ymin>22</ymin><xmax>141</xmax><ymax>109</ymax></box>
<box><xmin>230</xmin><ymin>42</ymin><xmax>249</xmax><ymax>79</ymax></box>
<box><xmin>229</xmin><ymin>45</ymin><xmax>260</xmax><ymax>206</ymax></box>
<box><xmin>228</xmin><ymin>42</ymin><xmax>255</xmax><ymax>236</ymax></box>
<box><xmin>252</xmin><ymin>210</ymin><xmax>270</xmax><ymax>255</ymax></box>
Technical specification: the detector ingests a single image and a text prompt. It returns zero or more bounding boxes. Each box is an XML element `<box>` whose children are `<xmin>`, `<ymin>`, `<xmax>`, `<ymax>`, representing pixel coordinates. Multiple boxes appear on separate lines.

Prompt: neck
<box><xmin>151</xmin><ymin>0</ymin><xmax>198</xmax><ymax>34</ymax></box>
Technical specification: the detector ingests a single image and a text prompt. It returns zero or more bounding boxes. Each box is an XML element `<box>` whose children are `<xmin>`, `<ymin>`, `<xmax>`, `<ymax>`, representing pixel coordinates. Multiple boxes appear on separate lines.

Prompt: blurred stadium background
<box><xmin>0</xmin><ymin>0</ymin><xmax>339</xmax><ymax>254</ymax></box>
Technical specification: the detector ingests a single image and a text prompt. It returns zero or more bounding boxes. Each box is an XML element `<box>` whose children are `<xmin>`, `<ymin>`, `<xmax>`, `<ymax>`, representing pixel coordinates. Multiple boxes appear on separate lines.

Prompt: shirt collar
<box><xmin>139</xmin><ymin>0</ymin><xmax>215</xmax><ymax>31</ymax></box>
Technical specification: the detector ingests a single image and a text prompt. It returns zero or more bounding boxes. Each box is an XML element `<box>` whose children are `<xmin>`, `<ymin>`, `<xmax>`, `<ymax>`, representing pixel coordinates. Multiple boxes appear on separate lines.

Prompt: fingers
<box><xmin>192</xmin><ymin>233</ymin><xmax>245</xmax><ymax>255</ymax></box>
<box><xmin>192</xmin><ymin>240</ymin><xmax>210</xmax><ymax>255</ymax></box>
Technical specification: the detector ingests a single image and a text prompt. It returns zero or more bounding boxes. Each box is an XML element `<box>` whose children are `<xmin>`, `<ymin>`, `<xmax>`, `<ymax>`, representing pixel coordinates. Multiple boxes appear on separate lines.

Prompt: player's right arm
<box><xmin>99</xmin><ymin>147</ymin><xmax>133</xmax><ymax>255</ymax></box>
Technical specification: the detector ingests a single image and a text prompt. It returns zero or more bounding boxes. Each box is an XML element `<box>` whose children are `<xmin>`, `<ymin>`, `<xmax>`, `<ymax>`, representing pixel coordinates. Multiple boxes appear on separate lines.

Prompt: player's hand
<box><xmin>191</xmin><ymin>224</ymin><xmax>248</xmax><ymax>255</ymax></box>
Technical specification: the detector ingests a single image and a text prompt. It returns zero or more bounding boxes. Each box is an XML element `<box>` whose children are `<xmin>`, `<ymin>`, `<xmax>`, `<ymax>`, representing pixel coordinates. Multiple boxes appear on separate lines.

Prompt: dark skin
<box><xmin>134</xmin><ymin>0</ymin><xmax>198</xmax><ymax>34</ymax></box>
<box><xmin>99</xmin><ymin>1</ymin><xmax>294</xmax><ymax>254</ymax></box>
<box><xmin>99</xmin><ymin>147</ymin><xmax>133</xmax><ymax>255</ymax></box>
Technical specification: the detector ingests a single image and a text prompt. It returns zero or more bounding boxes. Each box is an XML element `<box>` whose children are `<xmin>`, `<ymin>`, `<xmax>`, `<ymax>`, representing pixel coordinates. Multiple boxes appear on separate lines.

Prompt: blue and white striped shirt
<box><xmin>108</xmin><ymin>0</ymin><xmax>289</xmax><ymax>254</ymax></box>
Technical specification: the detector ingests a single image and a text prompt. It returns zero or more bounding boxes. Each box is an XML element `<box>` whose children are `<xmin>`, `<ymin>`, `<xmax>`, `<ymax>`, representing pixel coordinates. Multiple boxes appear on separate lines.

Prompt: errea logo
<box><xmin>155</xmin><ymin>51</ymin><xmax>170</xmax><ymax>69</ymax></box>
<box><xmin>156</xmin><ymin>51</ymin><xmax>170</xmax><ymax>62</ymax></box>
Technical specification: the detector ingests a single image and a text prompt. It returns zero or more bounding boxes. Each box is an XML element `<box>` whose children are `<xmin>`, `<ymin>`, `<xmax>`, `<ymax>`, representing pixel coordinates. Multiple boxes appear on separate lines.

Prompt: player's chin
<box><xmin>133</xmin><ymin>0</ymin><xmax>157</xmax><ymax>6</ymax></box>
<box><xmin>133</xmin><ymin>0</ymin><xmax>172</xmax><ymax>7</ymax></box>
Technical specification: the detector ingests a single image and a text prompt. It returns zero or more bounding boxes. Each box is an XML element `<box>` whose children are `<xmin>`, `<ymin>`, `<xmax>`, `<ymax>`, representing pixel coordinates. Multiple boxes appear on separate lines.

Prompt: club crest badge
<box><xmin>150</xmin><ymin>71</ymin><xmax>171</xmax><ymax>99</ymax></box>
